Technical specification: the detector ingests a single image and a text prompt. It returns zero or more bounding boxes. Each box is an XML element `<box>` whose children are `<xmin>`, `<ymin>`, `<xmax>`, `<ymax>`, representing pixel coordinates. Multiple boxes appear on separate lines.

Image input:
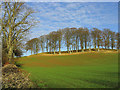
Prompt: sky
<box><xmin>5</xmin><ymin>0</ymin><xmax>119</xmax><ymax>2</ymax></box>
<box><xmin>24</xmin><ymin>2</ymin><xmax>118</xmax><ymax>56</ymax></box>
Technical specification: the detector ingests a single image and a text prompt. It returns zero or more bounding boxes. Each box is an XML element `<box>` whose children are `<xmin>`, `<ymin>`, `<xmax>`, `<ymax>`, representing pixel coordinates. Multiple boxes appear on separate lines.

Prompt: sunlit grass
<box><xmin>17</xmin><ymin>52</ymin><xmax>118</xmax><ymax>88</ymax></box>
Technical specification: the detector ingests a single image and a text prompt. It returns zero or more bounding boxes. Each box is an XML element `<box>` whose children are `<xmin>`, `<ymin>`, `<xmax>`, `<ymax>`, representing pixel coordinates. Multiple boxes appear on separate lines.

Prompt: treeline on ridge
<box><xmin>25</xmin><ymin>27</ymin><xmax>119</xmax><ymax>55</ymax></box>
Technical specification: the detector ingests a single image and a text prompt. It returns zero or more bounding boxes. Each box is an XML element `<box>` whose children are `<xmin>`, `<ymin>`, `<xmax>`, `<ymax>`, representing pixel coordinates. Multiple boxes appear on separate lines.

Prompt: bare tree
<box><xmin>39</xmin><ymin>35</ymin><xmax>45</xmax><ymax>53</ymax></box>
<box><xmin>26</xmin><ymin>39</ymin><xmax>34</xmax><ymax>55</ymax></box>
<box><xmin>83</xmin><ymin>27</ymin><xmax>89</xmax><ymax>50</ymax></box>
<box><xmin>96</xmin><ymin>29</ymin><xmax>102</xmax><ymax>51</ymax></box>
<box><xmin>110</xmin><ymin>31</ymin><xmax>116</xmax><ymax>49</ymax></box>
<box><xmin>116</xmin><ymin>32</ymin><xmax>120</xmax><ymax>51</ymax></box>
<box><xmin>63</xmin><ymin>28</ymin><xmax>72</xmax><ymax>53</ymax></box>
<box><xmin>78</xmin><ymin>27</ymin><xmax>84</xmax><ymax>52</ymax></box>
<box><xmin>91</xmin><ymin>28</ymin><xmax>97</xmax><ymax>50</ymax></box>
<box><xmin>45</xmin><ymin>35</ymin><xmax>49</xmax><ymax>52</ymax></box>
<box><xmin>56</xmin><ymin>29</ymin><xmax>63</xmax><ymax>54</ymax></box>
<box><xmin>88</xmin><ymin>30</ymin><xmax>92</xmax><ymax>51</ymax></box>
<box><xmin>72</xmin><ymin>28</ymin><xmax>79</xmax><ymax>52</ymax></box>
<box><xmin>27</xmin><ymin>27</ymin><xmax>118</xmax><ymax>55</ymax></box>
<box><xmin>103</xmin><ymin>29</ymin><xmax>111</xmax><ymax>49</ymax></box>
<box><xmin>48</xmin><ymin>33</ymin><xmax>53</xmax><ymax>54</ymax></box>
<box><xmin>1</xmin><ymin>2</ymin><xmax>37</xmax><ymax>63</ymax></box>
<box><xmin>70</xmin><ymin>28</ymin><xmax>76</xmax><ymax>53</ymax></box>
<box><xmin>34</xmin><ymin>38</ymin><xmax>40</xmax><ymax>54</ymax></box>
<box><xmin>26</xmin><ymin>38</ymin><xmax>40</xmax><ymax>54</ymax></box>
<box><xmin>100</xmin><ymin>33</ymin><xmax>104</xmax><ymax>49</ymax></box>
<box><xmin>50</xmin><ymin>31</ymin><xmax>58</xmax><ymax>54</ymax></box>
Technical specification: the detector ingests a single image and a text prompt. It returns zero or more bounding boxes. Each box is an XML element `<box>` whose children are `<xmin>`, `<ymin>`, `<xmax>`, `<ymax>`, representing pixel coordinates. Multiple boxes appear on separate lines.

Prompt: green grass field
<box><xmin>16</xmin><ymin>52</ymin><xmax>118</xmax><ymax>88</ymax></box>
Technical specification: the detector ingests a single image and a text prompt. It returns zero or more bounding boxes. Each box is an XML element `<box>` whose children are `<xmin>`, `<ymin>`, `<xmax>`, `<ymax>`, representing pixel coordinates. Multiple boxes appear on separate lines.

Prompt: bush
<box><xmin>2</xmin><ymin>64</ymin><xmax>34</xmax><ymax>88</ymax></box>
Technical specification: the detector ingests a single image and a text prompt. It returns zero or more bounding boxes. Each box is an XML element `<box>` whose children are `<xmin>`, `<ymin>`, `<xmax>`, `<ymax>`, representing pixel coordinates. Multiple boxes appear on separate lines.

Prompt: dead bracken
<box><xmin>2</xmin><ymin>64</ymin><xmax>34</xmax><ymax>88</ymax></box>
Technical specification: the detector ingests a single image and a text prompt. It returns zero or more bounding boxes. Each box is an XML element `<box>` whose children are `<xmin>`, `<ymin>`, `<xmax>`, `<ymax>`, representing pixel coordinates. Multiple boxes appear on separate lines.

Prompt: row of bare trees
<box><xmin>26</xmin><ymin>27</ymin><xmax>120</xmax><ymax>55</ymax></box>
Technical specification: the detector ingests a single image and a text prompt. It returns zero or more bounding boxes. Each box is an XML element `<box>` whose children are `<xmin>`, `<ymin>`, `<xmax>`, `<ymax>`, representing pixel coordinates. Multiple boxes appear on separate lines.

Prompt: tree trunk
<box><xmin>82</xmin><ymin>44</ymin><xmax>84</xmax><ymax>52</ymax></box>
<box><xmin>94</xmin><ymin>39</ymin><xmax>96</xmax><ymax>49</ymax></box>
<box><xmin>74</xmin><ymin>45</ymin><xmax>75</xmax><ymax>51</ymax></box>
<box><xmin>46</xmin><ymin>47</ymin><xmax>48</xmax><ymax>52</ymax></box>
<box><xmin>82</xmin><ymin>49</ymin><xmax>84</xmax><ymax>52</ymax></box>
<box><xmin>85</xmin><ymin>40</ymin><xmax>87</xmax><ymax>50</ymax></box>
<box><xmin>67</xmin><ymin>44</ymin><xmax>69</xmax><ymax>53</ymax></box>
<box><xmin>8</xmin><ymin>46</ymin><xmax>13</xmax><ymax>64</ymax></box>
<box><xmin>46</xmin><ymin>41</ymin><xmax>48</xmax><ymax>52</ymax></box>
<box><xmin>80</xmin><ymin>40</ymin><xmax>84</xmax><ymax>52</ymax></box>
<box><xmin>7</xmin><ymin>26</ymin><xmax>13</xmax><ymax>63</ymax></box>
<box><xmin>54</xmin><ymin>42</ymin><xmax>55</xmax><ymax>54</ymax></box>
<box><xmin>98</xmin><ymin>46</ymin><xmax>100</xmax><ymax>51</ymax></box>
<box><xmin>50</xmin><ymin>49</ymin><xmax>52</xmax><ymax>54</ymax></box>
<box><xmin>59</xmin><ymin>40</ymin><xmax>61</xmax><ymax>54</ymax></box>
<box><xmin>67</xmin><ymin>47</ymin><xmax>69</xmax><ymax>53</ymax></box>
<box><xmin>95</xmin><ymin>43</ymin><xmax>96</xmax><ymax>49</ymax></box>
<box><xmin>46</xmin><ymin>43</ymin><xmax>48</xmax><ymax>52</ymax></box>
<box><xmin>76</xmin><ymin>46</ymin><xmax>78</xmax><ymax>52</ymax></box>
<box><xmin>31</xmin><ymin>49</ymin><xmax>32</xmax><ymax>55</ymax></box>
<box><xmin>49</xmin><ymin>45</ymin><xmax>51</xmax><ymax>54</ymax></box>
<box><xmin>89</xmin><ymin>44</ymin><xmax>91</xmax><ymax>52</ymax></box>
<box><xmin>42</xmin><ymin>47</ymin><xmax>44</xmax><ymax>53</ymax></box>
<box><xmin>72</xmin><ymin>45</ymin><xmax>73</xmax><ymax>53</ymax></box>
<box><xmin>54</xmin><ymin>49</ymin><xmax>55</xmax><ymax>54</ymax></box>
<box><xmin>78</xmin><ymin>40</ymin><xmax>79</xmax><ymax>51</ymax></box>
<box><xmin>76</xmin><ymin>37</ymin><xmax>78</xmax><ymax>52</ymax></box>
<box><xmin>112</xmin><ymin>46</ymin><xmax>113</xmax><ymax>49</ymax></box>
<box><xmin>69</xmin><ymin>46</ymin><xmax>71</xmax><ymax>54</ymax></box>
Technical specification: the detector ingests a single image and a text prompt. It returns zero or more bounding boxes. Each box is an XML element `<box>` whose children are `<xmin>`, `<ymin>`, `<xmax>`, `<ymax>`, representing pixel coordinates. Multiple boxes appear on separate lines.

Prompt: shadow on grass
<box><xmin>14</xmin><ymin>61</ymin><xmax>23</xmax><ymax>68</ymax></box>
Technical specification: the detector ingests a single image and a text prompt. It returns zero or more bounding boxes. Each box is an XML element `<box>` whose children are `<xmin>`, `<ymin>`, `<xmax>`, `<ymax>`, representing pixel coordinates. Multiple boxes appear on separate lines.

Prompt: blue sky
<box><xmin>26</xmin><ymin>2</ymin><xmax>118</xmax><ymax>39</ymax></box>
<box><xmin>24</xmin><ymin>2</ymin><xmax>118</xmax><ymax>56</ymax></box>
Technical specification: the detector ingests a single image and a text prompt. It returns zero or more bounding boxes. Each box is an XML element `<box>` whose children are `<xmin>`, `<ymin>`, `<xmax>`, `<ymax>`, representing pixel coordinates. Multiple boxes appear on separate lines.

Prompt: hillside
<box><xmin>27</xmin><ymin>49</ymin><xmax>118</xmax><ymax>57</ymax></box>
<box><xmin>16</xmin><ymin>51</ymin><xmax>118</xmax><ymax>88</ymax></box>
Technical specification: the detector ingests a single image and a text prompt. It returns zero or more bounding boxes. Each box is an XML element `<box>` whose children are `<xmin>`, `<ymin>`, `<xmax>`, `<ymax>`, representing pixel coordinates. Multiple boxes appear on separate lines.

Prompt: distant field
<box><xmin>16</xmin><ymin>52</ymin><xmax>118</xmax><ymax>88</ymax></box>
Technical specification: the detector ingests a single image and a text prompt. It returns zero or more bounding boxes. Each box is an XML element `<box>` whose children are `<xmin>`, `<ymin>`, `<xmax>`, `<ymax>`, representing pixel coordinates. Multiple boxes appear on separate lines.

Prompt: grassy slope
<box><xmin>17</xmin><ymin>52</ymin><xmax>118</xmax><ymax>88</ymax></box>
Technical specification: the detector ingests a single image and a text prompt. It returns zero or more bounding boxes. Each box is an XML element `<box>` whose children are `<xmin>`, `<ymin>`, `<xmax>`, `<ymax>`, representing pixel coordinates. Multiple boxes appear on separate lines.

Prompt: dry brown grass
<box><xmin>27</xmin><ymin>50</ymin><xmax>118</xmax><ymax>57</ymax></box>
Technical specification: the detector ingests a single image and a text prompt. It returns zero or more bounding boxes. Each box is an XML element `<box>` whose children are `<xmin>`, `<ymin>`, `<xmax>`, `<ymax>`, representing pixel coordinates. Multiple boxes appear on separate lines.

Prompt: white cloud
<box><xmin>25</xmin><ymin>2</ymin><xmax>118</xmax><ymax>39</ymax></box>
